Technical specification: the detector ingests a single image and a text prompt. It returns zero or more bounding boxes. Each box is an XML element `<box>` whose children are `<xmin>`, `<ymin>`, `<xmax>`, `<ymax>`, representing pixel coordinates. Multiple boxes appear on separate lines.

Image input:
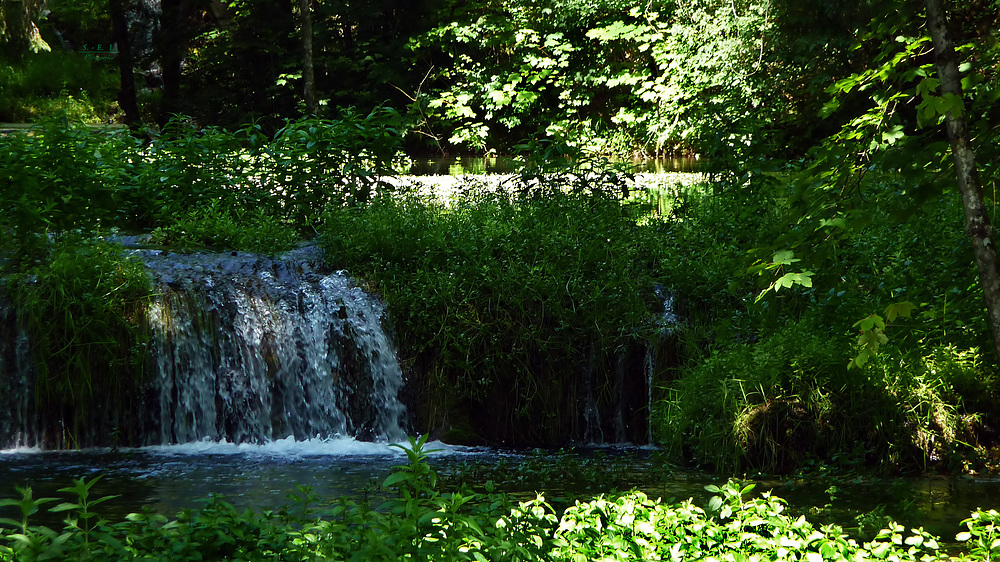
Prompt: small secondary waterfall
<box><xmin>574</xmin><ymin>286</ymin><xmax>679</xmax><ymax>445</ymax></box>
<box><xmin>0</xmin><ymin>246</ymin><xmax>408</xmax><ymax>449</ymax></box>
<box><xmin>144</xmin><ymin>247</ymin><xmax>407</xmax><ymax>445</ymax></box>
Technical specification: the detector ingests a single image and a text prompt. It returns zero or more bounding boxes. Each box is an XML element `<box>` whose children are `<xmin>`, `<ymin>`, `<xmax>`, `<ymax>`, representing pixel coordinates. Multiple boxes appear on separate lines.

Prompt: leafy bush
<box><xmin>652</xmin><ymin>176</ymin><xmax>995</xmax><ymax>473</ymax></box>
<box><xmin>656</xmin><ymin>317</ymin><xmax>860</xmax><ymax>473</ymax></box>
<box><xmin>0</xmin><ymin>115</ymin><xmax>121</xmax><ymax>261</ymax></box>
<box><xmin>0</xmin><ymin>111</ymin><xmax>403</xmax><ymax>254</ymax></box>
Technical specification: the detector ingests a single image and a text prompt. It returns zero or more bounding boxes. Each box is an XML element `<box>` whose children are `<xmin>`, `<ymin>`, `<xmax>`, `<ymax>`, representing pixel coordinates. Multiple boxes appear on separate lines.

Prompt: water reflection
<box><xmin>406</xmin><ymin>156</ymin><xmax>706</xmax><ymax>176</ymax></box>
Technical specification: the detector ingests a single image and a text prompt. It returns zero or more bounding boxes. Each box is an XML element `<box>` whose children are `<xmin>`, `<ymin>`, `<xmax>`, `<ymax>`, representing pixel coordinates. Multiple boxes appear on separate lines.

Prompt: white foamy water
<box><xmin>129</xmin><ymin>437</ymin><xmax>477</xmax><ymax>458</ymax></box>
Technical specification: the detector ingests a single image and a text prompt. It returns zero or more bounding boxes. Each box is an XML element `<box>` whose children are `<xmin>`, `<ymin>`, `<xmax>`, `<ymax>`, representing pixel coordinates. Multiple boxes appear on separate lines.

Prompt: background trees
<box><xmin>5</xmin><ymin>0</ymin><xmax>876</xmax><ymax>154</ymax></box>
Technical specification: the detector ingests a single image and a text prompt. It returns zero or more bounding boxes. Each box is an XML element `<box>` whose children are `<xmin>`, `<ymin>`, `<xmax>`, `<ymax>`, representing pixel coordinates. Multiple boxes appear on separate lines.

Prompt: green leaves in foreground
<box><xmin>0</xmin><ymin>442</ymin><xmax>984</xmax><ymax>561</ymax></box>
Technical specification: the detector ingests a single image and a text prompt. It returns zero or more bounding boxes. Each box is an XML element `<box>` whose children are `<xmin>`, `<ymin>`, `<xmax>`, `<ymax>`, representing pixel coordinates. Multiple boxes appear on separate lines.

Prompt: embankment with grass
<box><xmin>1</xmin><ymin>117</ymin><xmax>998</xmax><ymax>474</ymax></box>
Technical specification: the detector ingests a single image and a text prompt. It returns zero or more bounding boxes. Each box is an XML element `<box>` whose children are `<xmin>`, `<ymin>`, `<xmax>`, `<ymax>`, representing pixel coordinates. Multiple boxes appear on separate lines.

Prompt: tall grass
<box><xmin>321</xmin><ymin>170</ymin><xmax>672</xmax><ymax>445</ymax></box>
<box><xmin>9</xmin><ymin>235</ymin><xmax>152</xmax><ymax>448</ymax></box>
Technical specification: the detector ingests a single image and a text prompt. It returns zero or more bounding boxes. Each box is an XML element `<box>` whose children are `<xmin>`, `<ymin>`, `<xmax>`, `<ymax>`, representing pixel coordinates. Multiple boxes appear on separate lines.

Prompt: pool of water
<box><xmin>1</xmin><ymin>440</ymin><xmax>996</xmax><ymax>550</ymax></box>
<box><xmin>0</xmin><ymin>438</ymin><xmax>462</xmax><ymax>523</ymax></box>
<box><xmin>406</xmin><ymin>156</ymin><xmax>707</xmax><ymax>176</ymax></box>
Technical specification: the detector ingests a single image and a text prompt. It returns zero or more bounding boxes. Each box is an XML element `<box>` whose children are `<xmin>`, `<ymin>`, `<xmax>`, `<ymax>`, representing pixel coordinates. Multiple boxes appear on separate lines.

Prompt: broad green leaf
<box><xmin>708</xmin><ymin>496</ymin><xmax>723</xmax><ymax>512</ymax></box>
<box><xmin>382</xmin><ymin>472</ymin><xmax>412</xmax><ymax>488</ymax></box>
<box><xmin>884</xmin><ymin>301</ymin><xmax>917</xmax><ymax>323</ymax></box>
<box><xmin>772</xmin><ymin>250</ymin><xmax>797</xmax><ymax>265</ymax></box>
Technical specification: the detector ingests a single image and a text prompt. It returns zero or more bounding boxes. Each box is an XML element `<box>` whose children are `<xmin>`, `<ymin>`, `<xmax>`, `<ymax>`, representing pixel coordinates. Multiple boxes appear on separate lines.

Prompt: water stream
<box><xmin>0</xmin><ymin>443</ymin><xmax>996</xmax><ymax>552</ymax></box>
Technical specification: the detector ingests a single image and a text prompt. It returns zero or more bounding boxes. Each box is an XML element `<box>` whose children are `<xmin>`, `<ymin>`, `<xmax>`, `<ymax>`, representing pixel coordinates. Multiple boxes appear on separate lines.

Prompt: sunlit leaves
<box><xmin>848</xmin><ymin>302</ymin><xmax>917</xmax><ymax>369</ymax></box>
<box><xmin>749</xmin><ymin>250</ymin><xmax>815</xmax><ymax>303</ymax></box>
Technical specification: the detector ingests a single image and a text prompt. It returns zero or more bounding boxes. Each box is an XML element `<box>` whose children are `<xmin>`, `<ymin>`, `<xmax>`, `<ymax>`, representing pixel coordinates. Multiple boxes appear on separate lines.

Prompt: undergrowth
<box><xmin>651</xmin><ymin>179</ymin><xmax>996</xmax><ymax>474</ymax></box>
<box><xmin>0</xmin><ymin>51</ymin><xmax>119</xmax><ymax>123</ymax></box>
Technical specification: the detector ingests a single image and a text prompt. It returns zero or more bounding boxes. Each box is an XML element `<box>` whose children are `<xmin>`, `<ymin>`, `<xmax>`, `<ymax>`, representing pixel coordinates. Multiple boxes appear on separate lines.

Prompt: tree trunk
<box><xmin>156</xmin><ymin>0</ymin><xmax>183</xmax><ymax>125</ymax></box>
<box><xmin>924</xmin><ymin>0</ymin><xmax>1000</xmax><ymax>364</ymax></box>
<box><xmin>109</xmin><ymin>0</ymin><xmax>141</xmax><ymax>127</ymax></box>
<box><xmin>1</xmin><ymin>0</ymin><xmax>33</xmax><ymax>60</ymax></box>
<box><xmin>299</xmin><ymin>0</ymin><xmax>318</xmax><ymax>115</ymax></box>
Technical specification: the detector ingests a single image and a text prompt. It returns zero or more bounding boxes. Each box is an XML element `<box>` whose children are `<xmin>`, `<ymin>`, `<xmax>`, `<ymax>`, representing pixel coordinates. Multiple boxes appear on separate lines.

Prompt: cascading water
<box><xmin>0</xmin><ymin>245</ymin><xmax>408</xmax><ymax>449</ymax></box>
<box><xmin>144</xmin><ymin>246</ymin><xmax>406</xmax><ymax>445</ymax></box>
<box><xmin>573</xmin><ymin>285</ymin><xmax>680</xmax><ymax>446</ymax></box>
<box><xmin>647</xmin><ymin>284</ymin><xmax>680</xmax><ymax>444</ymax></box>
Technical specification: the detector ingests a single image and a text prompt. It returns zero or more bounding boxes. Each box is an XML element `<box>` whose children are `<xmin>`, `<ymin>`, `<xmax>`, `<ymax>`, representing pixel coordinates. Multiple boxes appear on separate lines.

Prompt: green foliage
<box><xmin>148</xmin><ymin>202</ymin><xmax>299</xmax><ymax>255</ymax></box>
<box><xmin>321</xmin><ymin>167</ymin><xmax>667</xmax><ymax>444</ymax></box>
<box><xmin>749</xmin><ymin>249</ymin><xmax>815</xmax><ymax>303</ymax></box>
<box><xmin>261</xmin><ymin>108</ymin><xmax>404</xmax><ymax>223</ymax></box>
<box><xmin>406</xmin><ymin>0</ymin><xmax>867</xmax><ymax>160</ymax></box>
<box><xmin>648</xmin><ymin>170</ymin><xmax>995</xmax><ymax>473</ymax></box>
<box><xmin>0</xmin><ymin>111</ymin><xmax>402</xmax><ymax>254</ymax></box>
<box><xmin>658</xmin><ymin>316</ymin><xmax>989</xmax><ymax>473</ymax></box>
<box><xmin>657</xmin><ymin>318</ymin><xmax>855</xmax><ymax>473</ymax></box>
<box><xmin>957</xmin><ymin>508</ymin><xmax>1000</xmax><ymax>560</ymax></box>
<box><xmin>409</xmin><ymin>0</ymin><xmax>617</xmax><ymax>152</ymax></box>
<box><xmin>0</xmin><ymin>50</ymin><xmax>119</xmax><ymax>122</ymax></box>
<box><xmin>9</xmin><ymin>235</ymin><xmax>152</xmax><ymax>448</ymax></box>
<box><xmin>586</xmin><ymin>1</ymin><xmax>776</xmax><ymax>157</ymax></box>
<box><xmin>0</xmin><ymin>114</ymin><xmax>122</xmax><ymax>261</ymax></box>
<box><xmin>848</xmin><ymin>302</ymin><xmax>916</xmax><ymax>369</ymax></box>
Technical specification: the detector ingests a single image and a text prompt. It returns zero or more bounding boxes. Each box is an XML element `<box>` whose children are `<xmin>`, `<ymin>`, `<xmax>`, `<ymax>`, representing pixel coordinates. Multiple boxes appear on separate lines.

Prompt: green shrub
<box><xmin>0</xmin><ymin>115</ymin><xmax>121</xmax><ymax>261</ymax></box>
<box><xmin>657</xmin><ymin>315</ymin><xmax>990</xmax><ymax>473</ymax></box>
<box><xmin>656</xmin><ymin>318</ymin><xmax>862</xmax><ymax>473</ymax></box>
<box><xmin>0</xmin><ymin>111</ymin><xmax>403</xmax><ymax>253</ymax></box>
<box><xmin>9</xmin><ymin>235</ymin><xmax>152</xmax><ymax>448</ymax></box>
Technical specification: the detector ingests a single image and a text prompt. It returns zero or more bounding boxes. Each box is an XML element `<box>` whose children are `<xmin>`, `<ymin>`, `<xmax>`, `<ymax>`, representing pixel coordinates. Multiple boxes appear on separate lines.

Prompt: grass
<box><xmin>8</xmin><ymin>235</ymin><xmax>153</xmax><ymax>449</ymax></box>
<box><xmin>320</xmin><ymin>169</ymin><xmax>673</xmax><ymax>445</ymax></box>
<box><xmin>0</xmin><ymin>51</ymin><xmax>120</xmax><ymax>123</ymax></box>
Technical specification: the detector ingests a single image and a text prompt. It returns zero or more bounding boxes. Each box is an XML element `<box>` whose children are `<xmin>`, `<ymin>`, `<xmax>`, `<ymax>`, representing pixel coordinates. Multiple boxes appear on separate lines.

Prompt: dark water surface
<box><xmin>1</xmin><ymin>441</ymin><xmax>998</xmax><ymax>550</ymax></box>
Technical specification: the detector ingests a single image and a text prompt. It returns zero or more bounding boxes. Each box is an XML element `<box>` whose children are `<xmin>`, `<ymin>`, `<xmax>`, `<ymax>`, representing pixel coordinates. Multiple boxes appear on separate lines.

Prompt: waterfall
<box><xmin>144</xmin><ymin>247</ymin><xmax>406</xmax><ymax>445</ymax></box>
<box><xmin>646</xmin><ymin>284</ymin><xmax>680</xmax><ymax>445</ymax></box>
<box><xmin>0</xmin><ymin>246</ymin><xmax>408</xmax><ymax>449</ymax></box>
